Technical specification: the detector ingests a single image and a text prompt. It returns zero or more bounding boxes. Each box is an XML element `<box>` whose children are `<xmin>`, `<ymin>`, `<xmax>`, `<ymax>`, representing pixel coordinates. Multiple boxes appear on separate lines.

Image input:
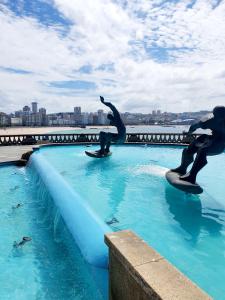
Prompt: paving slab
<box><xmin>0</xmin><ymin>146</ymin><xmax>33</xmax><ymax>163</ymax></box>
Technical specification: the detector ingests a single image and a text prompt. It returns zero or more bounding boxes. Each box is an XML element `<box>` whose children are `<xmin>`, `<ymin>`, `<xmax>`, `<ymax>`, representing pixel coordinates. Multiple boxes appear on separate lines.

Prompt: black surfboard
<box><xmin>85</xmin><ymin>151</ymin><xmax>112</xmax><ymax>158</ymax></box>
<box><xmin>166</xmin><ymin>170</ymin><xmax>203</xmax><ymax>194</ymax></box>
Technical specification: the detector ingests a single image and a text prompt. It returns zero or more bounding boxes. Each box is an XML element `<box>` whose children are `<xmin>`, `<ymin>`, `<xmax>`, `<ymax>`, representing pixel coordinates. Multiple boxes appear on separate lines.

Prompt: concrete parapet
<box><xmin>105</xmin><ymin>230</ymin><xmax>211</xmax><ymax>300</ymax></box>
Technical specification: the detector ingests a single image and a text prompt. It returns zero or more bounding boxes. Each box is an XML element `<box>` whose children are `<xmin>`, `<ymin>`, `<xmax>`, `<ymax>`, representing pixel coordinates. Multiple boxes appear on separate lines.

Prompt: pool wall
<box><xmin>105</xmin><ymin>230</ymin><xmax>211</xmax><ymax>300</ymax></box>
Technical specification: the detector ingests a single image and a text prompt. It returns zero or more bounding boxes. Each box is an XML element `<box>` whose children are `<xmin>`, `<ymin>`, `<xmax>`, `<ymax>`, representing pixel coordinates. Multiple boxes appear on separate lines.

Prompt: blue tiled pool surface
<box><xmin>34</xmin><ymin>144</ymin><xmax>225</xmax><ymax>299</ymax></box>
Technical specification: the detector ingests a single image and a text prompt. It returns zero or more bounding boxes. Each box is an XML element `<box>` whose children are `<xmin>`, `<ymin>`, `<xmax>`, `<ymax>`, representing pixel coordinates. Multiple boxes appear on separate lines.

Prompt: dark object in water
<box><xmin>106</xmin><ymin>217</ymin><xmax>119</xmax><ymax>225</ymax></box>
<box><xmin>10</xmin><ymin>186</ymin><xmax>20</xmax><ymax>192</ymax></box>
<box><xmin>13</xmin><ymin>237</ymin><xmax>32</xmax><ymax>248</ymax></box>
<box><xmin>12</xmin><ymin>203</ymin><xmax>23</xmax><ymax>209</ymax></box>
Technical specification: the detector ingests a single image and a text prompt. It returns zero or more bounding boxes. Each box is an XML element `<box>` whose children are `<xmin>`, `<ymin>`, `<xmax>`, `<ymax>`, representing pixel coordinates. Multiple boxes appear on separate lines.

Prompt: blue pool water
<box><xmin>37</xmin><ymin>145</ymin><xmax>225</xmax><ymax>299</ymax></box>
<box><xmin>0</xmin><ymin>164</ymin><xmax>104</xmax><ymax>300</ymax></box>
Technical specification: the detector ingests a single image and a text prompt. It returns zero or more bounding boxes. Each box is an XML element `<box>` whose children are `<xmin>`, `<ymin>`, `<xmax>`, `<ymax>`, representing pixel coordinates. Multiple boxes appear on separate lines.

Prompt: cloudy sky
<box><xmin>0</xmin><ymin>0</ymin><xmax>225</xmax><ymax>114</ymax></box>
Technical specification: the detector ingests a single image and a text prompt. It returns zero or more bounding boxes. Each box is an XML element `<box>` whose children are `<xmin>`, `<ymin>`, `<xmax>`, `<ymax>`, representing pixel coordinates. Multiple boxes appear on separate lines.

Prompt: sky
<box><xmin>0</xmin><ymin>0</ymin><xmax>225</xmax><ymax>114</ymax></box>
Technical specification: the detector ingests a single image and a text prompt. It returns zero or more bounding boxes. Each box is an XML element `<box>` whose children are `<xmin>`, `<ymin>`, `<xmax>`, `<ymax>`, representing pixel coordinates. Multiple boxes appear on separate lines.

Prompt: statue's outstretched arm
<box><xmin>188</xmin><ymin>118</ymin><xmax>211</xmax><ymax>134</ymax></box>
<box><xmin>188</xmin><ymin>122</ymin><xmax>201</xmax><ymax>134</ymax></box>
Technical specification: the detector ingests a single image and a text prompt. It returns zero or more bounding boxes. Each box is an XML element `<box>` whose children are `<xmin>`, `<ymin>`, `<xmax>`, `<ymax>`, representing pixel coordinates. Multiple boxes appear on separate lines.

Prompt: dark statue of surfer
<box><xmin>96</xmin><ymin>96</ymin><xmax>126</xmax><ymax>155</ymax></box>
<box><xmin>172</xmin><ymin>106</ymin><xmax>225</xmax><ymax>184</ymax></box>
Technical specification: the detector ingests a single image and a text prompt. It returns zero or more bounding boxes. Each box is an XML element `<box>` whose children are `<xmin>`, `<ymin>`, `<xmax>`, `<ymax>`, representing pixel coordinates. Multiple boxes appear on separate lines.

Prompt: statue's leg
<box><xmin>98</xmin><ymin>131</ymin><xmax>106</xmax><ymax>154</ymax></box>
<box><xmin>171</xmin><ymin>148</ymin><xmax>195</xmax><ymax>175</ymax></box>
<box><xmin>105</xmin><ymin>140</ymin><xmax>111</xmax><ymax>153</ymax></box>
<box><xmin>171</xmin><ymin>135</ymin><xmax>209</xmax><ymax>175</ymax></box>
<box><xmin>105</xmin><ymin>133</ymin><xmax>118</xmax><ymax>153</ymax></box>
<box><xmin>180</xmin><ymin>149</ymin><xmax>207</xmax><ymax>184</ymax></box>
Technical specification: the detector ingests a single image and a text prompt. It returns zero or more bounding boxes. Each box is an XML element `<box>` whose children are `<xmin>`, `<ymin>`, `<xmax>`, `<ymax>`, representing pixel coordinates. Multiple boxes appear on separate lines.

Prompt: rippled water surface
<box><xmin>0</xmin><ymin>164</ymin><xmax>103</xmax><ymax>300</ymax></box>
<box><xmin>40</xmin><ymin>145</ymin><xmax>225</xmax><ymax>299</ymax></box>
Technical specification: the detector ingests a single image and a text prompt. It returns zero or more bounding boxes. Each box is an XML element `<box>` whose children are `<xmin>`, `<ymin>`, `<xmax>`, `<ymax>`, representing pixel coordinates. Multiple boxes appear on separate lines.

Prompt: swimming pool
<box><xmin>0</xmin><ymin>164</ymin><xmax>104</xmax><ymax>300</ymax></box>
<box><xmin>34</xmin><ymin>144</ymin><xmax>225</xmax><ymax>299</ymax></box>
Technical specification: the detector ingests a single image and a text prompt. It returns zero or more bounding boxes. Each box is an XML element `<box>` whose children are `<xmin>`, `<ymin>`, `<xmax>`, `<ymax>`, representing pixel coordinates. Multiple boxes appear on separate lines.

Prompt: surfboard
<box><xmin>85</xmin><ymin>150</ymin><xmax>112</xmax><ymax>158</ymax></box>
<box><xmin>166</xmin><ymin>170</ymin><xmax>203</xmax><ymax>194</ymax></box>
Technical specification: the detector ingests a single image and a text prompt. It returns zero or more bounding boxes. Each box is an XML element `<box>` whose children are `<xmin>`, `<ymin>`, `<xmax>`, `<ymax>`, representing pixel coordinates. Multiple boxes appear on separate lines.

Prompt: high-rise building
<box><xmin>74</xmin><ymin>107</ymin><xmax>81</xmax><ymax>114</ymax></box>
<box><xmin>74</xmin><ymin>106</ymin><xmax>81</xmax><ymax>125</ymax></box>
<box><xmin>81</xmin><ymin>113</ymin><xmax>89</xmax><ymax>125</ymax></box>
<box><xmin>39</xmin><ymin>108</ymin><xmax>46</xmax><ymax>115</ymax></box>
<box><xmin>93</xmin><ymin>114</ymin><xmax>98</xmax><ymax>124</ymax></box>
<box><xmin>97</xmin><ymin>109</ymin><xmax>105</xmax><ymax>125</ymax></box>
<box><xmin>88</xmin><ymin>112</ymin><xmax>94</xmax><ymax>125</ymax></box>
<box><xmin>39</xmin><ymin>108</ymin><xmax>48</xmax><ymax>126</ymax></box>
<box><xmin>32</xmin><ymin>102</ymin><xmax>38</xmax><ymax>113</ymax></box>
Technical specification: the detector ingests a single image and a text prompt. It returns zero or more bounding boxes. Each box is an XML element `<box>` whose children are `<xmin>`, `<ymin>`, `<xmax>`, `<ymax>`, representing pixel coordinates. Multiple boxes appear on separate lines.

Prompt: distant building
<box><xmin>23</xmin><ymin>106</ymin><xmax>31</xmax><ymax>113</ymax></box>
<box><xmin>93</xmin><ymin>114</ymin><xmax>98</xmax><ymax>125</ymax></box>
<box><xmin>74</xmin><ymin>107</ymin><xmax>81</xmax><ymax>114</ymax></box>
<box><xmin>39</xmin><ymin>108</ymin><xmax>48</xmax><ymax>126</ymax></box>
<box><xmin>32</xmin><ymin>102</ymin><xmax>38</xmax><ymax>114</ymax></box>
<box><xmin>74</xmin><ymin>106</ymin><xmax>81</xmax><ymax>125</ymax></box>
<box><xmin>39</xmin><ymin>108</ymin><xmax>46</xmax><ymax>115</ymax></box>
<box><xmin>81</xmin><ymin>113</ymin><xmax>89</xmax><ymax>125</ymax></box>
<box><xmin>15</xmin><ymin>110</ymin><xmax>23</xmax><ymax>118</ymax></box>
<box><xmin>97</xmin><ymin>109</ymin><xmax>105</xmax><ymax>125</ymax></box>
<box><xmin>0</xmin><ymin>112</ymin><xmax>10</xmax><ymax>126</ymax></box>
<box><xmin>11</xmin><ymin>117</ymin><xmax>22</xmax><ymax>126</ymax></box>
<box><xmin>88</xmin><ymin>112</ymin><xmax>94</xmax><ymax>125</ymax></box>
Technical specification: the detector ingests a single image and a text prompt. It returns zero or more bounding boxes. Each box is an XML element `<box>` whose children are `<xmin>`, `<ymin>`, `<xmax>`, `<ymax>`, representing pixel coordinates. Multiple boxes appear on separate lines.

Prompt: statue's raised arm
<box><xmin>100</xmin><ymin>96</ymin><xmax>120</xmax><ymax>118</ymax></box>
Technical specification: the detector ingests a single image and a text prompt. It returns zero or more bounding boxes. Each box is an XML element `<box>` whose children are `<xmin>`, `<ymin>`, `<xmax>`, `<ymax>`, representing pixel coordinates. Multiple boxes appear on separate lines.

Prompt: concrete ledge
<box><xmin>105</xmin><ymin>230</ymin><xmax>211</xmax><ymax>300</ymax></box>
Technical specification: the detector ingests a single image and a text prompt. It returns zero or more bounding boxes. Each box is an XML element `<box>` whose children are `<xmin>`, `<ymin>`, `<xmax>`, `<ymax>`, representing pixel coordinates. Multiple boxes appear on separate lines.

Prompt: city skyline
<box><xmin>0</xmin><ymin>100</ymin><xmax>210</xmax><ymax>127</ymax></box>
<box><xmin>0</xmin><ymin>100</ymin><xmax>211</xmax><ymax>115</ymax></box>
<box><xmin>1</xmin><ymin>1</ymin><xmax>225</xmax><ymax>113</ymax></box>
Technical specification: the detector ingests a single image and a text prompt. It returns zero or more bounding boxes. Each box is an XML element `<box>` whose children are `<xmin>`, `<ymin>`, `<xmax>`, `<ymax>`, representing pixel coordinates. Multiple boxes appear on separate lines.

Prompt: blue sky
<box><xmin>0</xmin><ymin>0</ymin><xmax>225</xmax><ymax>113</ymax></box>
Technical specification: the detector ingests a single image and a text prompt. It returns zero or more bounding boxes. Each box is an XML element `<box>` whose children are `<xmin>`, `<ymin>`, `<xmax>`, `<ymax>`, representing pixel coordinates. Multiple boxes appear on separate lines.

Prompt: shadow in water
<box><xmin>85</xmin><ymin>159</ymin><xmax>128</xmax><ymax>228</ymax></box>
<box><xmin>165</xmin><ymin>186</ymin><xmax>225</xmax><ymax>244</ymax></box>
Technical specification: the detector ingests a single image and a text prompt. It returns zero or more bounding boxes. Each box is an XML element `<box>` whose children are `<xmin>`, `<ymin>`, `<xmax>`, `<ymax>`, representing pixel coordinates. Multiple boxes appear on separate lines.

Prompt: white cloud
<box><xmin>0</xmin><ymin>0</ymin><xmax>225</xmax><ymax>114</ymax></box>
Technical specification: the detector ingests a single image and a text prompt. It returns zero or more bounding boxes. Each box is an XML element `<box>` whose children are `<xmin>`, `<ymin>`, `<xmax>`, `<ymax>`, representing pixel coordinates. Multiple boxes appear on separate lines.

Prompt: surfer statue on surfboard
<box><xmin>166</xmin><ymin>106</ymin><xmax>225</xmax><ymax>194</ymax></box>
<box><xmin>85</xmin><ymin>96</ymin><xmax>126</xmax><ymax>158</ymax></box>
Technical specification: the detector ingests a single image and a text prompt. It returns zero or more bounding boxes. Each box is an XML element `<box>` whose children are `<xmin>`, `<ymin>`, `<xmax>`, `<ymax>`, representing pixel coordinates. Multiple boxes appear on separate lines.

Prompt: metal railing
<box><xmin>0</xmin><ymin>133</ymin><xmax>199</xmax><ymax>146</ymax></box>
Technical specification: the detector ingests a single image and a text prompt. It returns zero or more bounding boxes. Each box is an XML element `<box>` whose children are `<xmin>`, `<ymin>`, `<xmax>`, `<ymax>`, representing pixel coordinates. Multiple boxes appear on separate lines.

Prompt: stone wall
<box><xmin>105</xmin><ymin>230</ymin><xmax>211</xmax><ymax>300</ymax></box>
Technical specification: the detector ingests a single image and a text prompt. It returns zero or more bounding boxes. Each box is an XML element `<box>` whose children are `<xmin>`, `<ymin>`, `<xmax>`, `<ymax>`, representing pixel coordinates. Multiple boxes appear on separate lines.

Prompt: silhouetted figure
<box><xmin>13</xmin><ymin>237</ymin><xmax>32</xmax><ymax>248</ymax></box>
<box><xmin>97</xmin><ymin>96</ymin><xmax>126</xmax><ymax>155</ymax></box>
<box><xmin>172</xmin><ymin>106</ymin><xmax>225</xmax><ymax>184</ymax></box>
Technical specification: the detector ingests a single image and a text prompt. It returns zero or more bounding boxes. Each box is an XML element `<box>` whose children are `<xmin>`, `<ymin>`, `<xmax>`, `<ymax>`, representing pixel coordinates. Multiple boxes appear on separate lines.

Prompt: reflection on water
<box><xmin>85</xmin><ymin>159</ymin><xmax>129</xmax><ymax>224</ymax></box>
<box><xmin>165</xmin><ymin>187</ymin><xmax>224</xmax><ymax>244</ymax></box>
